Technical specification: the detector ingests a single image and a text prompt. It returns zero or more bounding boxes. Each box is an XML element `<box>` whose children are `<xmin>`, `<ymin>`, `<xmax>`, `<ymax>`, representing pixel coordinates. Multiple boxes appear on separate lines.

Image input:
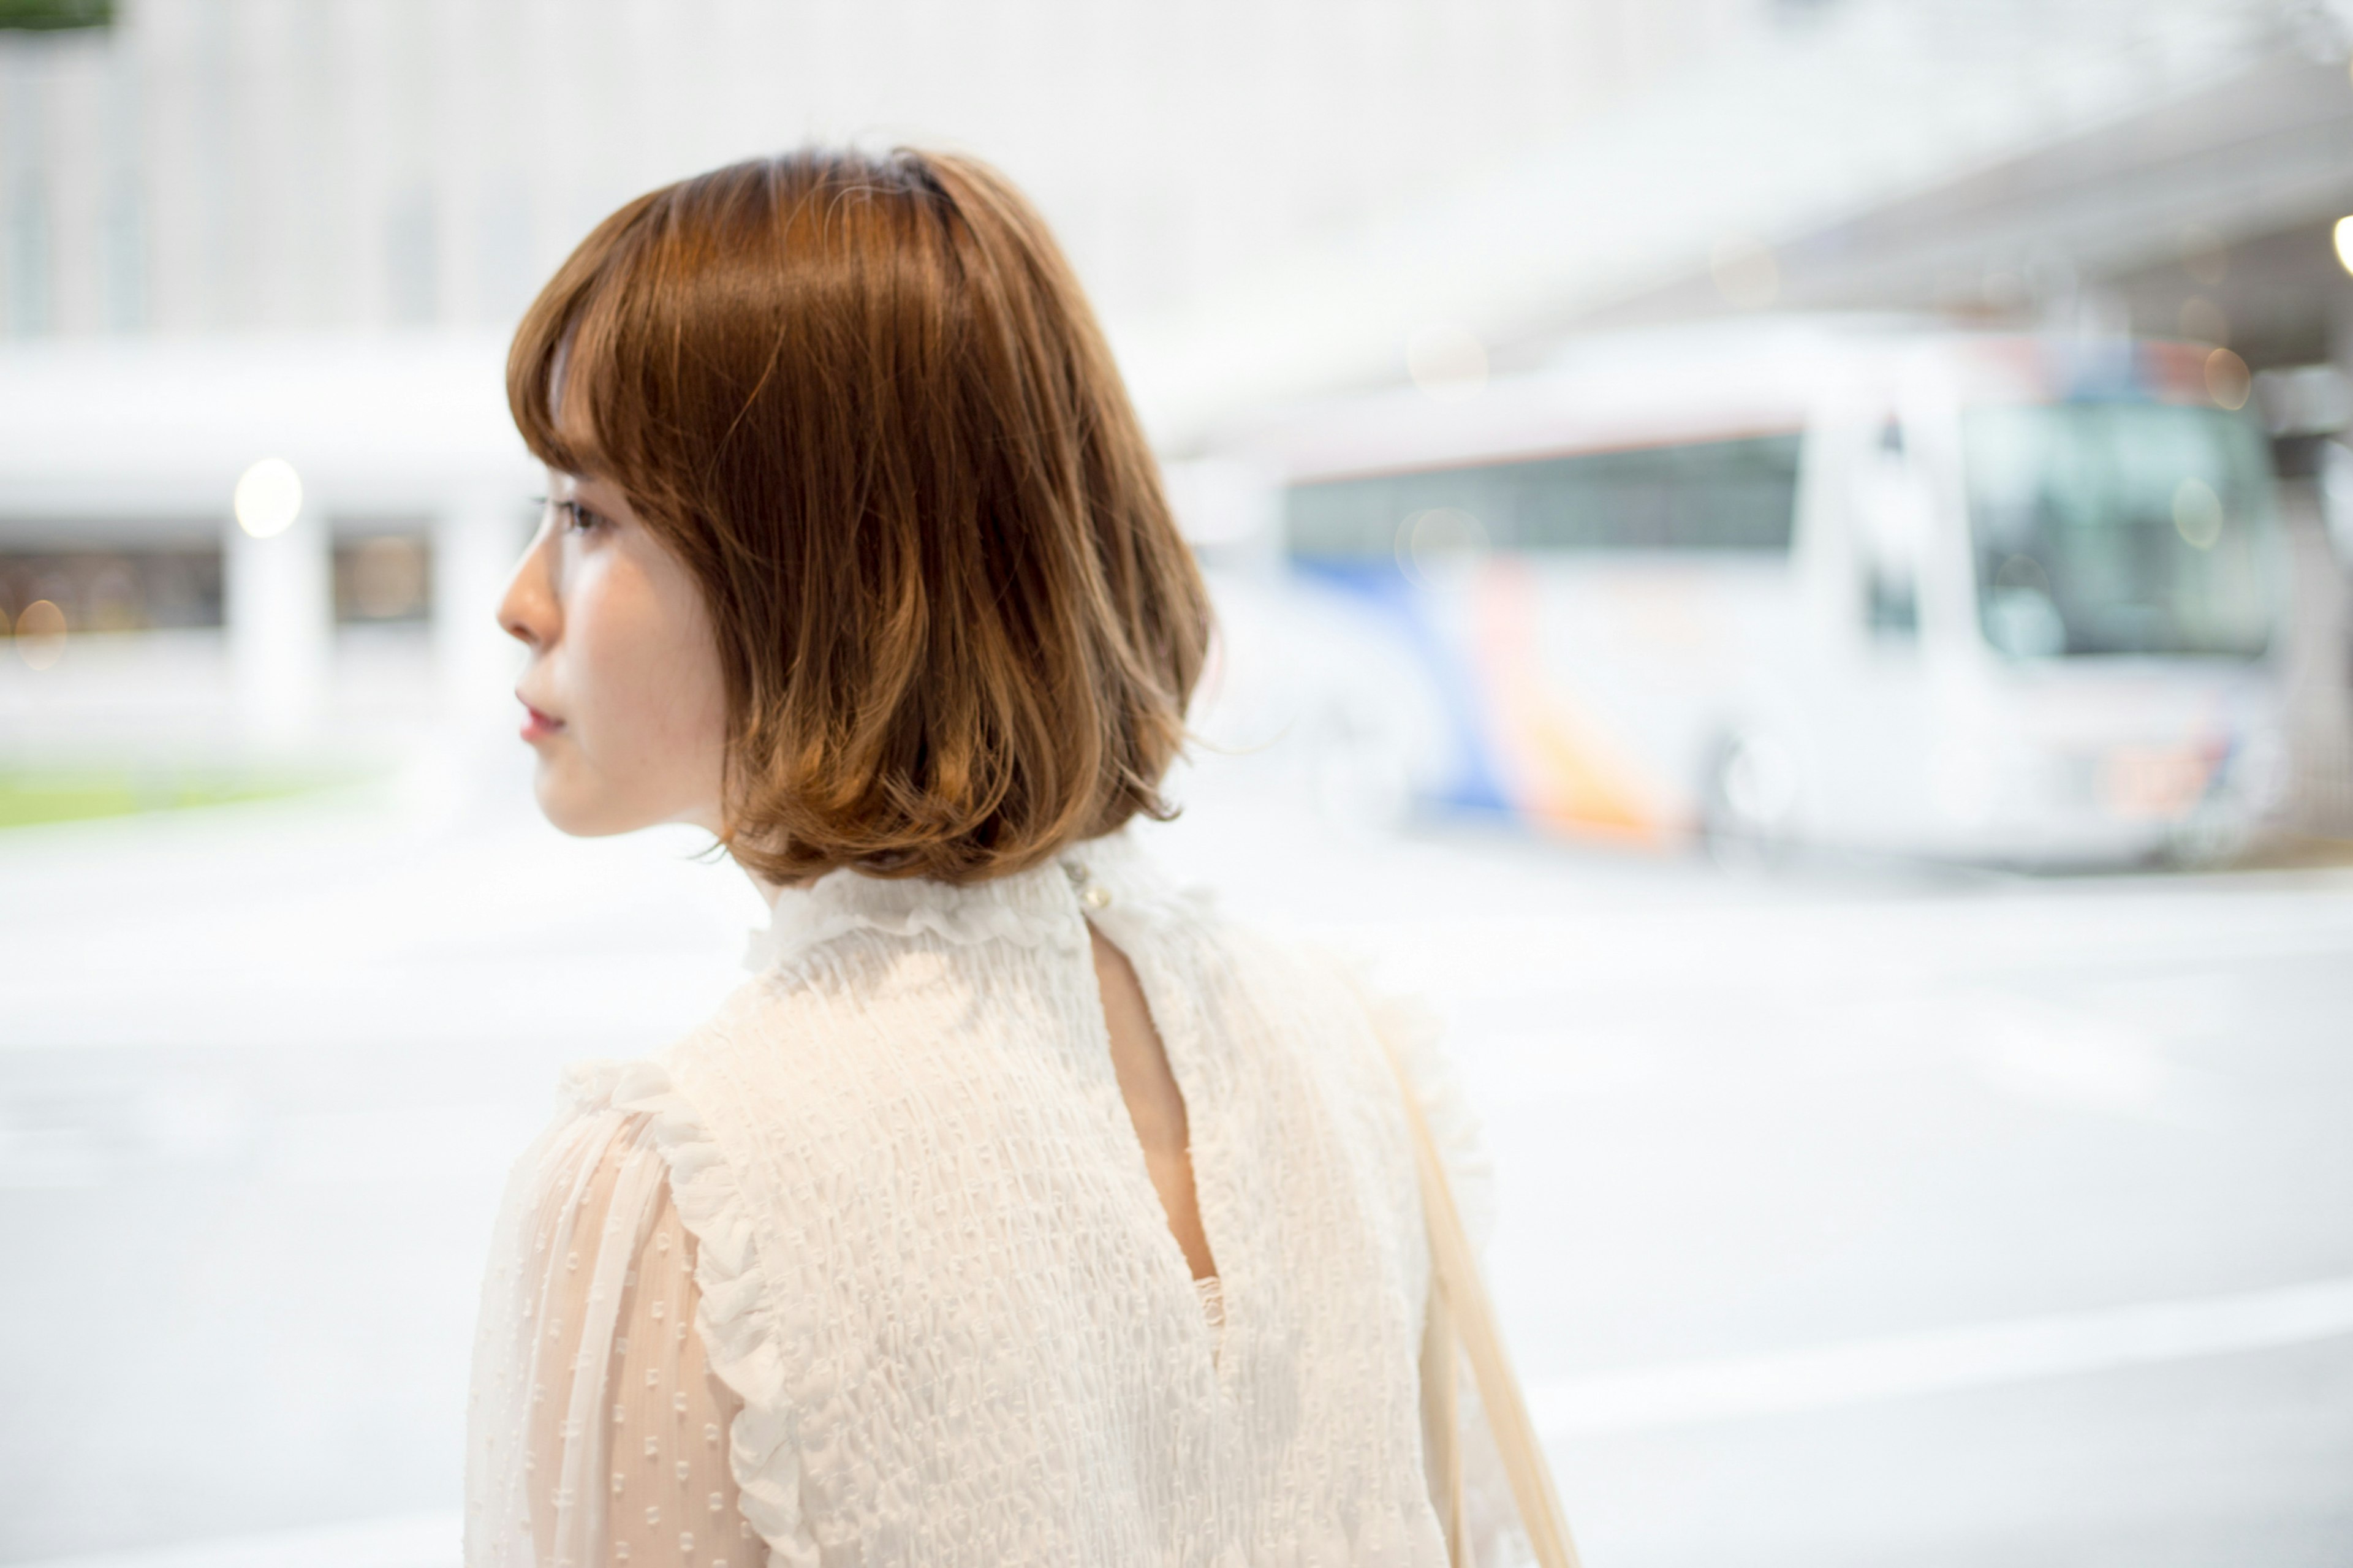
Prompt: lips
<box><xmin>518</xmin><ymin>695</ymin><xmax>566</xmax><ymax>742</ymax></box>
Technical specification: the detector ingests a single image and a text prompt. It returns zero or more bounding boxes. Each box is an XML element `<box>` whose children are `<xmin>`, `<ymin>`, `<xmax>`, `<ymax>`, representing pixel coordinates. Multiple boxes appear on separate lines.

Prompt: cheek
<box><xmin>563</xmin><ymin>567</ymin><xmax>728</xmax><ymax>801</ymax></box>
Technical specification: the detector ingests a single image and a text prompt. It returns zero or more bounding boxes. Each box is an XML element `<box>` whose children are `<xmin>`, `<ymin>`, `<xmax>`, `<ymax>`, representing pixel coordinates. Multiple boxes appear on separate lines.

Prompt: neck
<box><xmin>739</xmin><ymin>858</ymin><xmax>789</xmax><ymax>912</ymax></box>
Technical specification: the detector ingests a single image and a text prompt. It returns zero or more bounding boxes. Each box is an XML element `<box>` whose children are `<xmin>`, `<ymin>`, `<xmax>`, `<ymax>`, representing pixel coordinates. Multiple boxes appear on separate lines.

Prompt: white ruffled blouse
<box><xmin>464</xmin><ymin>829</ymin><xmax>1507</xmax><ymax>1568</ymax></box>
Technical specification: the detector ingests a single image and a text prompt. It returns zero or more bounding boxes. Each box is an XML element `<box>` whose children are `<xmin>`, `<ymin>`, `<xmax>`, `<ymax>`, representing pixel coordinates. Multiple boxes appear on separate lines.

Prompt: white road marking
<box><xmin>1529</xmin><ymin>1275</ymin><xmax>2353</xmax><ymax>1437</ymax></box>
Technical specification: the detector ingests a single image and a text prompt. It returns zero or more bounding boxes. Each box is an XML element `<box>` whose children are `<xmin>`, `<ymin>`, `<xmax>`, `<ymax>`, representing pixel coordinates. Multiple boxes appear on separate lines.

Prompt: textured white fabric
<box><xmin>467</xmin><ymin>828</ymin><xmax>1512</xmax><ymax>1568</ymax></box>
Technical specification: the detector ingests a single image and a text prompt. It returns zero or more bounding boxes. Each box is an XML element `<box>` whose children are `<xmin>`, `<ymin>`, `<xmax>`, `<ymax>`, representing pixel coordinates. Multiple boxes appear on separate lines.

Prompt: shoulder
<box><xmin>538</xmin><ymin>1054</ymin><xmax>750</xmax><ymax>1267</ymax></box>
<box><xmin>478</xmin><ymin>1051</ymin><xmax>809</xmax><ymax>1563</ymax></box>
<box><xmin>1161</xmin><ymin>912</ymin><xmax>1501</xmax><ymax>1253</ymax></box>
<box><xmin>1275</xmin><ymin>937</ymin><xmax>1501</xmax><ymax>1254</ymax></box>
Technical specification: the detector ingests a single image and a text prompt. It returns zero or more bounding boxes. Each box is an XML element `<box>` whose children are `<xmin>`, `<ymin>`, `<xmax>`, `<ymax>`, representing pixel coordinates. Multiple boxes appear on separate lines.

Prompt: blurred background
<box><xmin>2</xmin><ymin>0</ymin><xmax>2351</xmax><ymax>1563</ymax></box>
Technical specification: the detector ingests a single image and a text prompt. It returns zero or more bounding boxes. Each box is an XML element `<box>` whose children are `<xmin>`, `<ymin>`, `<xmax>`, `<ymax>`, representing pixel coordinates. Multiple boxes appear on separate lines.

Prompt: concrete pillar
<box><xmin>433</xmin><ymin>488</ymin><xmax>533</xmax><ymax>727</ymax></box>
<box><xmin>2328</xmin><ymin>281</ymin><xmax>2353</xmax><ymax>556</ymax></box>
<box><xmin>225</xmin><ymin>501</ymin><xmax>331</xmax><ymax>744</ymax></box>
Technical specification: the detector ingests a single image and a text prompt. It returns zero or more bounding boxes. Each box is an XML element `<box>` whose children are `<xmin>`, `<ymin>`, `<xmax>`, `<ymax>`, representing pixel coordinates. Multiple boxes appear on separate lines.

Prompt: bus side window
<box><xmin>1512</xmin><ymin>436</ymin><xmax>1799</xmax><ymax>552</ymax></box>
<box><xmin>1856</xmin><ymin>422</ymin><xmax>1925</xmax><ymax>641</ymax></box>
<box><xmin>1283</xmin><ymin>433</ymin><xmax>1804</xmax><ymax>562</ymax></box>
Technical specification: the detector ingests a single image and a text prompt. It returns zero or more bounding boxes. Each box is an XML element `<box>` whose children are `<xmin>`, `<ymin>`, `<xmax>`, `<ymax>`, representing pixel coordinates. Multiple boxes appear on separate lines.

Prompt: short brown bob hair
<box><xmin>510</xmin><ymin>148</ymin><xmax>1211</xmax><ymax>885</ymax></box>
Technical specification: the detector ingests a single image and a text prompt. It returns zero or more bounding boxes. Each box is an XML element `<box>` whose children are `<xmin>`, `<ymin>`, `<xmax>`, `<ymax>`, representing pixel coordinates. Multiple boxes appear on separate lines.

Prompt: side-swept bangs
<box><xmin>508</xmin><ymin>148</ymin><xmax>1211</xmax><ymax>885</ymax></box>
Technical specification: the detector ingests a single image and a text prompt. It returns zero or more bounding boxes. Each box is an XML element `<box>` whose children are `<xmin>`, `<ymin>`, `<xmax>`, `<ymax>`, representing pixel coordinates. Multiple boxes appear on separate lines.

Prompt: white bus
<box><xmin>1197</xmin><ymin>320</ymin><xmax>2293</xmax><ymax>868</ymax></box>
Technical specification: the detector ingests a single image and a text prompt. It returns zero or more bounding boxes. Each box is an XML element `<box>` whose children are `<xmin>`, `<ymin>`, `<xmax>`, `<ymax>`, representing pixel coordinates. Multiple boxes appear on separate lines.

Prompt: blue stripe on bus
<box><xmin>1289</xmin><ymin>558</ymin><xmax>1514</xmax><ymax>816</ymax></box>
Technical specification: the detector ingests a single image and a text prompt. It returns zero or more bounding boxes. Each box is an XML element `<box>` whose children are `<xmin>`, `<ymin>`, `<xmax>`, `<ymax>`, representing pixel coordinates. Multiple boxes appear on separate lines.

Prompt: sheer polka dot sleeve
<box><xmin>467</xmin><ymin>1102</ymin><xmax>758</xmax><ymax>1568</ymax></box>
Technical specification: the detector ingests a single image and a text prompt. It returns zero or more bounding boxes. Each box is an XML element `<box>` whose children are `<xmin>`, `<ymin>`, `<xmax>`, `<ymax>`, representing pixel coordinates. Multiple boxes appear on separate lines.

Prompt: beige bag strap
<box><xmin>1386</xmin><ymin>1045</ymin><xmax>1583</xmax><ymax>1568</ymax></box>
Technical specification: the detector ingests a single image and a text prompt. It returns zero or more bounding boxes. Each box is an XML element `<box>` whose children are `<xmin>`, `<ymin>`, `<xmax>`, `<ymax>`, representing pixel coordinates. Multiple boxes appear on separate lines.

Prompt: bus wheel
<box><xmin>1702</xmin><ymin>732</ymin><xmax>1798</xmax><ymax>870</ymax></box>
<box><xmin>2162</xmin><ymin>806</ymin><xmax>2253</xmax><ymax>871</ymax></box>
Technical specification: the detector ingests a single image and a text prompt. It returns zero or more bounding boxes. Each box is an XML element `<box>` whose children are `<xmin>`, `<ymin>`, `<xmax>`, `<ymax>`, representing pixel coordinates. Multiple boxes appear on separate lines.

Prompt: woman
<box><xmin>466</xmin><ymin>147</ymin><xmax>1526</xmax><ymax>1568</ymax></box>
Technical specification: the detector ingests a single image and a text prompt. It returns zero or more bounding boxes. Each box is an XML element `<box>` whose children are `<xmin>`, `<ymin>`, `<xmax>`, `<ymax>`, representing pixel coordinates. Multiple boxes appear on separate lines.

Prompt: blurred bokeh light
<box><xmin>229</xmin><ymin>458</ymin><xmax>301</xmax><ymax>540</ymax></box>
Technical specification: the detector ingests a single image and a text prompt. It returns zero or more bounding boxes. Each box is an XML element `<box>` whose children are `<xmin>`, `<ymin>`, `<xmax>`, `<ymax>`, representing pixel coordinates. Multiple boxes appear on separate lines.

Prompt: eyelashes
<box><xmin>540</xmin><ymin>496</ymin><xmax>607</xmax><ymax>535</ymax></box>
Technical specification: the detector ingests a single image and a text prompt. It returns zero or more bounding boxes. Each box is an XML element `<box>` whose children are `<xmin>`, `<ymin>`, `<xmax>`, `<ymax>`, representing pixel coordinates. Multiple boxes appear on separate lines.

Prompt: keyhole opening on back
<box><xmin>1088</xmin><ymin>923</ymin><xmax>1218</xmax><ymax>1284</ymax></box>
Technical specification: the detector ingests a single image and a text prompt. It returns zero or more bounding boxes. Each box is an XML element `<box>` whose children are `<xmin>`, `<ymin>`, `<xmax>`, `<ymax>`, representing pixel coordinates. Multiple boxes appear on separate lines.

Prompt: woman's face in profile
<box><xmin>499</xmin><ymin>468</ymin><xmax>729</xmax><ymax>838</ymax></box>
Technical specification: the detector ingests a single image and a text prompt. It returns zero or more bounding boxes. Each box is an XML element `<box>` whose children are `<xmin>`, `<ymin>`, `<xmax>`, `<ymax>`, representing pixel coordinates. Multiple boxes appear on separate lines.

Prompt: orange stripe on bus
<box><xmin>1474</xmin><ymin>562</ymin><xmax>1672</xmax><ymax>846</ymax></box>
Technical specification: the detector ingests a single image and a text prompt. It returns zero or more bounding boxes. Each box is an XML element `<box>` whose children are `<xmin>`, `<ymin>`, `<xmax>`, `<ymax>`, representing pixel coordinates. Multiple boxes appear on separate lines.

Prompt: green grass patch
<box><xmin>0</xmin><ymin>767</ymin><xmax>342</xmax><ymax>829</ymax></box>
<box><xmin>0</xmin><ymin>0</ymin><xmax>113</xmax><ymax>30</ymax></box>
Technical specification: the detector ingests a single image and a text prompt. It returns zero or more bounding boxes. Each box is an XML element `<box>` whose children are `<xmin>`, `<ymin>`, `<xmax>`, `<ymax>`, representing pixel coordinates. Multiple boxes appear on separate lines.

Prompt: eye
<box><xmin>553</xmin><ymin>499</ymin><xmax>607</xmax><ymax>536</ymax></box>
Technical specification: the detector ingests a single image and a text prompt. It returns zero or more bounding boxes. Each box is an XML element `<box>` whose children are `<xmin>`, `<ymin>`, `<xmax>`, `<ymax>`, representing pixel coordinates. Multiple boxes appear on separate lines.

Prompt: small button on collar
<box><xmin>1063</xmin><ymin>859</ymin><xmax>1112</xmax><ymax>910</ymax></box>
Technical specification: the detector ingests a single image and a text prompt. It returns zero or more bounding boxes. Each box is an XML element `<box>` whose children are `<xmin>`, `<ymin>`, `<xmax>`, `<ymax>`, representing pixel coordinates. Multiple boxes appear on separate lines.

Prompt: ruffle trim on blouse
<box><xmin>740</xmin><ymin>825</ymin><xmax>1203</xmax><ymax>975</ymax></box>
<box><xmin>561</xmin><ymin>1057</ymin><xmax>822</xmax><ymax>1568</ymax></box>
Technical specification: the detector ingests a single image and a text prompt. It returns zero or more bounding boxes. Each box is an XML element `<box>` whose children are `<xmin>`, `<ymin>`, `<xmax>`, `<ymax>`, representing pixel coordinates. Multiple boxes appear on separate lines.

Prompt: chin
<box><xmin>531</xmin><ymin>763</ymin><xmax>645</xmax><ymax>839</ymax></box>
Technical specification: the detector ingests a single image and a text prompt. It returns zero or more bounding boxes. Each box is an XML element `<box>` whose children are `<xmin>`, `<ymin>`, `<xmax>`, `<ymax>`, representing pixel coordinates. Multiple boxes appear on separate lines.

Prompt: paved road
<box><xmin>2</xmin><ymin>753</ymin><xmax>2348</xmax><ymax>1565</ymax></box>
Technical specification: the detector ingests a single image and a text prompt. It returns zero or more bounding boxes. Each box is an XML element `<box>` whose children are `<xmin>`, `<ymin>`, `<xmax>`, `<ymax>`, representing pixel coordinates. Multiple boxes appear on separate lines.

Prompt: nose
<box><xmin>497</xmin><ymin>513</ymin><xmax>558</xmax><ymax>650</ymax></box>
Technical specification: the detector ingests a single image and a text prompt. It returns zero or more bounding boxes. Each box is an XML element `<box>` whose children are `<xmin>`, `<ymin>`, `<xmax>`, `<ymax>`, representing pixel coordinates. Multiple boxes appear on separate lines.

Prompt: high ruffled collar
<box><xmin>740</xmin><ymin>827</ymin><xmax>1190</xmax><ymax>974</ymax></box>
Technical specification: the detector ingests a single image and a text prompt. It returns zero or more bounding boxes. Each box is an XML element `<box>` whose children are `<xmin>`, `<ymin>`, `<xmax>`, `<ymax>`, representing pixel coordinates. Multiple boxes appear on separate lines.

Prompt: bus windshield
<box><xmin>1964</xmin><ymin>401</ymin><xmax>2279</xmax><ymax>659</ymax></box>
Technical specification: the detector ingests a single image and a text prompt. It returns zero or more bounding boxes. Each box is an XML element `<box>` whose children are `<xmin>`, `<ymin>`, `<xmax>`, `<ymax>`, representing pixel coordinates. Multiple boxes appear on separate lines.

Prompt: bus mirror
<box><xmin>2323</xmin><ymin>439</ymin><xmax>2353</xmax><ymax>566</ymax></box>
<box><xmin>1855</xmin><ymin>452</ymin><xmax>1930</xmax><ymax>640</ymax></box>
